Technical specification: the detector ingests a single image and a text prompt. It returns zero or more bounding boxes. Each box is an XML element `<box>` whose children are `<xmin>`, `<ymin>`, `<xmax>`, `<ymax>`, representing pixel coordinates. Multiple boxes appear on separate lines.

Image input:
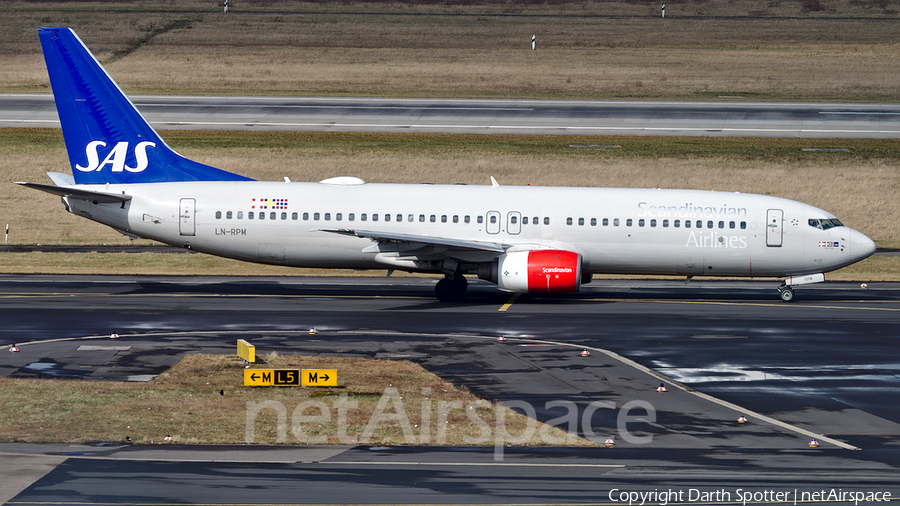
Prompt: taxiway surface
<box><xmin>1</xmin><ymin>275</ymin><xmax>899</xmax><ymax>503</ymax></box>
<box><xmin>4</xmin><ymin>94</ymin><xmax>900</xmax><ymax>137</ymax></box>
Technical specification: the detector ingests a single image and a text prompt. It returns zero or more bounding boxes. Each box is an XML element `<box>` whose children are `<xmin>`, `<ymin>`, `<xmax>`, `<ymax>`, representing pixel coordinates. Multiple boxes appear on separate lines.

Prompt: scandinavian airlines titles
<box><xmin>637</xmin><ymin>201</ymin><xmax>748</xmax><ymax>219</ymax></box>
<box><xmin>636</xmin><ymin>202</ymin><xmax>751</xmax><ymax>249</ymax></box>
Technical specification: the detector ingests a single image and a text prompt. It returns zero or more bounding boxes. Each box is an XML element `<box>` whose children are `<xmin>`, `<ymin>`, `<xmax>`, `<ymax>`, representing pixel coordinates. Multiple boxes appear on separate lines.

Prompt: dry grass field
<box><xmin>0</xmin><ymin>353</ymin><xmax>587</xmax><ymax>446</ymax></box>
<box><xmin>2</xmin><ymin>1</ymin><xmax>900</xmax><ymax>101</ymax></box>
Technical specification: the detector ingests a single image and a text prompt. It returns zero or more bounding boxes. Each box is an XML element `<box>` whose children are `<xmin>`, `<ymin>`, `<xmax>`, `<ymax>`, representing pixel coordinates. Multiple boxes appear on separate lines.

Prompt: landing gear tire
<box><xmin>778</xmin><ymin>286</ymin><xmax>795</xmax><ymax>302</ymax></box>
<box><xmin>435</xmin><ymin>276</ymin><xmax>468</xmax><ymax>302</ymax></box>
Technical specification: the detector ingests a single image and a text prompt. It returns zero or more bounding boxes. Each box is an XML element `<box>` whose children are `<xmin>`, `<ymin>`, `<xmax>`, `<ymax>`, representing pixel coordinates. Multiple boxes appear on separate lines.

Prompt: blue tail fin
<box><xmin>39</xmin><ymin>27</ymin><xmax>252</xmax><ymax>184</ymax></box>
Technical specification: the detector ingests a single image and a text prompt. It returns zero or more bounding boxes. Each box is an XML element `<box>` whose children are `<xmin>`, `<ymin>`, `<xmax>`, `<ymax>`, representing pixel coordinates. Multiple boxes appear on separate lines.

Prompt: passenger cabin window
<box><xmin>303</xmin><ymin>212</ymin><xmax>309</xmax><ymax>220</ymax></box>
<box><xmin>567</xmin><ymin>217</ymin><xmax>573</xmax><ymax>226</ymax></box>
<box><xmin>591</xmin><ymin>218</ymin><xmax>597</xmax><ymax>226</ymax></box>
<box><xmin>706</xmin><ymin>220</ymin><xmax>713</xmax><ymax>229</ymax></box>
<box><xmin>314</xmin><ymin>213</ymin><xmax>320</xmax><ymax>220</ymax></box>
<box><xmin>249</xmin><ymin>212</ymin><xmax>255</xmax><ymax>219</ymax></box>
<box><xmin>639</xmin><ymin>219</ymin><xmax>646</xmax><ymax>227</ymax></box>
<box><xmin>718</xmin><ymin>220</ymin><xmax>724</xmax><ymax>229</ymax></box>
<box><xmin>442</xmin><ymin>215</ymin><xmax>448</xmax><ymax>223</ymax></box>
<box><xmin>613</xmin><ymin>218</ymin><xmax>620</xmax><ymax>226</ymax></box>
<box><xmin>543</xmin><ymin>217</ymin><xmax>550</xmax><ymax>225</ymax></box>
<box><xmin>465</xmin><ymin>216</ymin><xmax>471</xmax><ymax>224</ymax></box>
<box><xmin>384</xmin><ymin>214</ymin><xmax>390</xmax><ymax>222</ymax></box>
<box><xmin>684</xmin><ymin>220</ymin><xmax>691</xmax><ymax>228</ymax></box>
<box><xmin>478</xmin><ymin>216</ymin><xmax>484</xmax><ymax>224</ymax></box>
<box><xmin>396</xmin><ymin>214</ymin><xmax>402</xmax><ymax>222</ymax></box>
<box><xmin>650</xmin><ymin>219</ymin><xmax>656</xmax><ymax>227</ymax></box>
<box><xmin>336</xmin><ymin>213</ymin><xmax>342</xmax><ymax>221</ymax></box>
<box><xmin>324</xmin><ymin>213</ymin><xmax>330</xmax><ymax>221</ymax></box>
<box><xmin>361</xmin><ymin>213</ymin><xmax>367</xmax><ymax>221</ymax></box>
<box><xmin>226</xmin><ymin>211</ymin><xmax>232</xmax><ymax>219</ymax></box>
<box><xmin>602</xmin><ymin>218</ymin><xmax>609</xmax><ymax>226</ymax></box>
<box><xmin>626</xmin><ymin>219</ymin><xmax>633</xmax><ymax>227</ymax></box>
<box><xmin>419</xmin><ymin>214</ymin><xmax>426</xmax><ymax>223</ymax></box>
<box><xmin>431</xmin><ymin>215</ymin><xmax>437</xmax><ymax>223</ymax></box>
<box><xmin>510</xmin><ymin>216</ymin><xmax>517</xmax><ymax>224</ymax></box>
<box><xmin>578</xmin><ymin>217</ymin><xmax>584</xmax><ymax>226</ymax></box>
<box><xmin>349</xmin><ymin>213</ymin><xmax>355</xmax><ymax>221</ymax></box>
<box><xmin>237</xmin><ymin>211</ymin><xmax>243</xmax><ymax>219</ymax></box>
<box><xmin>674</xmin><ymin>219</ymin><xmax>680</xmax><ymax>227</ymax></box>
<box><xmin>372</xmin><ymin>214</ymin><xmax>378</xmax><ymax>222</ymax></box>
<box><xmin>292</xmin><ymin>212</ymin><xmax>298</xmax><ymax>220</ymax></box>
<box><xmin>282</xmin><ymin>212</ymin><xmax>288</xmax><ymax>220</ymax></box>
<box><xmin>729</xmin><ymin>221</ymin><xmax>735</xmax><ymax>229</ymax></box>
<box><xmin>215</xmin><ymin>211</ymin><xmax>222</xmax><ymax>219</ymax></box>
<box><xmin>270</xmin><ymin>212</ymin><xmax>276</xmax><ymax>220</ymax></box>
<box><xmin>259</xmin><ymin>212</ymin><xmax>265</xmax><ymax>220</ymax></box>
<box><xmin>663</xmin><ymin>219</ymin><xmax>669</xmax><ymax>228</ymax></box>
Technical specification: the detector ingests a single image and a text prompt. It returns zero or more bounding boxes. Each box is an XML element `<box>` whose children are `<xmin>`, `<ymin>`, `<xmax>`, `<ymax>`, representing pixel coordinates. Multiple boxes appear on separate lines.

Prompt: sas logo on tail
<box><xmin>76</xmin><ymin>141</ymin><xmax>156</xmax><ymax>173</ymax></box>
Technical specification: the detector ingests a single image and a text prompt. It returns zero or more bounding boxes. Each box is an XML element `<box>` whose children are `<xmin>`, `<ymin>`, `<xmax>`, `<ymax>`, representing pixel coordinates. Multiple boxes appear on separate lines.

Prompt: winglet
<box><xmin>38</xmin><ymin>27</ymin><xmax>252</xmax><ymax>184</ymax></box>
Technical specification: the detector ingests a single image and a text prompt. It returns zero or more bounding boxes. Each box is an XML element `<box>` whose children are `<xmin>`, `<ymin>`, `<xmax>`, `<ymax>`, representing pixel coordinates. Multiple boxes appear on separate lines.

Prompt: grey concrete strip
<box><xmin>0</xmin><ymin>453</ymin><xmax>67</xmax><ymax>504</ymax></box>
<box><xmin>99</xmin><ymin>446</ymin><xmax>352</xmax><ymax>463</ymax></box>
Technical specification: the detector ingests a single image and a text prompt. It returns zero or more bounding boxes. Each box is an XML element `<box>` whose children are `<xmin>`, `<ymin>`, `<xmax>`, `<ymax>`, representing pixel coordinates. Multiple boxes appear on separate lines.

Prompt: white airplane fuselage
<box><xmin>67</xmin><ymin>180</ymin><xmax>872</xmax><ymax>279</ymax></box>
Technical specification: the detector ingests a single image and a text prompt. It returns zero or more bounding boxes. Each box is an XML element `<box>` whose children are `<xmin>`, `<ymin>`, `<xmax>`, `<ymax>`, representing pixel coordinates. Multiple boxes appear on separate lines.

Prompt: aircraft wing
<box><xmin>16</xmin><ymin>182</ymin><xmax>132</xmax><ymax>204</ymax></box>
<box><xmin>313</xmin><ymin>228</ymin><xmax>508</xmax><ymax>253</ymax></box>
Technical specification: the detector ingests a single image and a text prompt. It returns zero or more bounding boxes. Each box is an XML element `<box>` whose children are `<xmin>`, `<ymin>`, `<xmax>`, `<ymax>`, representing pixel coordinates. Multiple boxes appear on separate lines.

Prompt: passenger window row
<box><xmin>566</xmin><ymin>217</ymin><xmax>748</xmax><ymax>230</ymax></box>
<box><xmin>213</xmin><ymin>211</ymin><xmax>553</xmax><ymax>225</ymax></box>
<box><xmin>212</xmin><ymin>210</ymin><xmax>747</xmax><ymax>230</ymax></box>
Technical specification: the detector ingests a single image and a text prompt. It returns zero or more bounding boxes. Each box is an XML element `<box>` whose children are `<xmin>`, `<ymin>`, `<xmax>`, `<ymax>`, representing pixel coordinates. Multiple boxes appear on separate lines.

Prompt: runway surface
<box><xmin>4</xmin><ymin>93</ymin><xmax>900</xmax><ymax>137</ymax></box>
<box><xmin>1</xmin><ymin>275</ymin><xmax>899</xmax><ymax>504</ymax></box>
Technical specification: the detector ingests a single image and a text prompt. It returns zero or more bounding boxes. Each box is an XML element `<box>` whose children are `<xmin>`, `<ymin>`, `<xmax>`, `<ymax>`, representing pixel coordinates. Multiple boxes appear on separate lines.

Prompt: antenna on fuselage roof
<box><xmin>490</xmin><ymin>176</ymin><xmax>500</xmax><ymax>187</ymax></box>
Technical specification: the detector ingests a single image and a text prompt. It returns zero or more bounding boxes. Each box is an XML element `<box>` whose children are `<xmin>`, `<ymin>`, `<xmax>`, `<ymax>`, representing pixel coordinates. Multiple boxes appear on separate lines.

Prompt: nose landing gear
<box><xmin>777</xmin><ymin>285</ymin><xmax>795</xmax><ymax>302</ymax></box>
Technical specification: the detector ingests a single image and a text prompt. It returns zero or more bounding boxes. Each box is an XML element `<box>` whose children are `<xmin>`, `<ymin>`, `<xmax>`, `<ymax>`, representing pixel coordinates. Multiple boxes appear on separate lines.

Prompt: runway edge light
<box><xmin>738</xmin><ymin>415</ymin><xmax>748</xmax><ymax>424</ymax></box>
<box><xmin>604</xmin><ymin>437</ymin><xmax>614</xmax><ymax>447</ymax></box>
<box><xmin>657</xmin><ymin>383</ymin><xmax>667</xmax><ymax>393</ymax></box>
<box><xmin>580</xmin><ymin>349</ymin><xmax>591</xmax><ymax>357</ymax></box>
<box><xmin>809</xmin><ymin>438</ymin><xmax>820</xmax><ymax>448</ymax></box>
<box><xmin>9</xmin><ymin>346</ymin><xmax>19</xmax><ymax>353</ymax></box>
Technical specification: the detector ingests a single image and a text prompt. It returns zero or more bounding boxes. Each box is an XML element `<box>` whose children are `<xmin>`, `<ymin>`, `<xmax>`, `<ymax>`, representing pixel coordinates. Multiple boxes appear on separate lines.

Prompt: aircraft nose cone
<box><xmin>850</xmin><ymin>229</ymin><xmax>877</xmax><ymax>261</ymax></box>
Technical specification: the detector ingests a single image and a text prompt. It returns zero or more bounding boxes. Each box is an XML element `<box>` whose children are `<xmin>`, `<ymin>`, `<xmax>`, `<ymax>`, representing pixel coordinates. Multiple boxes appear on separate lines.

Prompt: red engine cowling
<box><xmin>496</xmin><ymin>250</ymin><xmax>582</xmax><ymax>293</ymax></box>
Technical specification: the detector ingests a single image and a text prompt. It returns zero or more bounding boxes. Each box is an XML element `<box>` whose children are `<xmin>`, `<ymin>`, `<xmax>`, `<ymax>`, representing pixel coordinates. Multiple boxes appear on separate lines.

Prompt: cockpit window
<box><xmin>808</xmin><ymin>218</ymin><xmax>844</xmax><ymax>230</ymax></box>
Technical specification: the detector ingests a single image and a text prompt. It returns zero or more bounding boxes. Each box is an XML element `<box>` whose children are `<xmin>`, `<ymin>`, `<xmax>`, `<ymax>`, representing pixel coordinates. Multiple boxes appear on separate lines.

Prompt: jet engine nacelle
<box><xmin>494</xmin><ymin>250</ymin><xmax>583</xmax><ymax>293</ymax></box>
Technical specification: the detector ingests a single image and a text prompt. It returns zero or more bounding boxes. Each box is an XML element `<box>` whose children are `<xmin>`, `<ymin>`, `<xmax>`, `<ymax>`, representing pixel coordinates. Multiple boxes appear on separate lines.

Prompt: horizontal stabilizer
<box><xmin>16</xmin><ymin>181</ymin><xmax>131</xmax><ymax>203</ymax></box>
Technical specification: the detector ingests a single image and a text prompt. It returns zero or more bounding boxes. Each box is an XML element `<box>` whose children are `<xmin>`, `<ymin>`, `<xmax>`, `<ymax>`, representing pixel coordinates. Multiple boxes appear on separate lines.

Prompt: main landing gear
<box><xmin>435</xmin><ymin>275</ymin><xmax>468</xmax><ymax>302</ymax></box>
